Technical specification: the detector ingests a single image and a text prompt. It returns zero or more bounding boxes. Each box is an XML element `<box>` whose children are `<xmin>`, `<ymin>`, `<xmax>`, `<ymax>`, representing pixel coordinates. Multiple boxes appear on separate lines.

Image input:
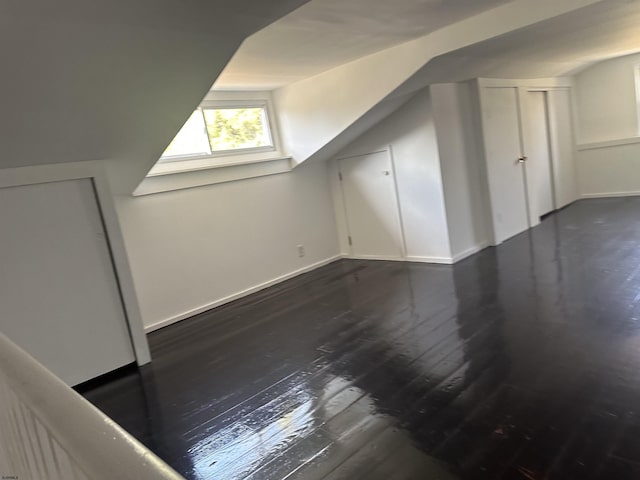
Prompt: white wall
<box><xmin>573</xmin><ymin>54</ymin><xmax>640</xmax><ymax>197</ymax></box>
<box><xmin>431</xmin><ymin>83</ymin><xmax>490</xmax><ymax>260</ymax></box>
<box><xmin>437</xmin><ymin>78</ymin><xmax>577</xmax><ymax>247</ymax></box>
<box><xmin>578</xmin><ymin>142</ymin><xmax>640</xmax><ymax>197</ymax></box>
<box><xmin>574</xmin><ymin>53</ymin><xmax>640</xmax><ymax>143</ymax></box>
<box><xmin>115</xmin><ymin>161</ymin><xmax>340</xmax><ymax>331</ymax></box>
<box><xmin>331</xmin><ymin>88</ymin><xmax>452</xmax><ymax>263</ymax></box>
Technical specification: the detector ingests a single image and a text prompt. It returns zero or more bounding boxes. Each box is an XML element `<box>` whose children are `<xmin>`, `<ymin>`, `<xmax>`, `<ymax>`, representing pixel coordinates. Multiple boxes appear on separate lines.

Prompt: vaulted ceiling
<box><xmin>267</xmin><ymin>0</ymin><xmax>615</xmax><ymax>169</ymax></box>
<box><xmin>207</xmin><ymin>0</ymin><xmax>640</xmax><ymax>178</ymax></box>
<box><xmin>4</xmin><ymin>0</ymin><xmax>640</xmax><ymax>195</ymax></box>
<box><xmin>408</xmin><ymin>0</ymin><xmax>640</xmax><ymax>85</ymax></box>
<box><xmin>0</xmin><ymin>0</ymin><xmax>311</xmax><ymax>193</ymax></box>
<box><xmin>218</xmin><ymin>0</ymin><xmax>640</xmax><ymax>92</ymax></box>
<box><xmin>215</xmin><ymin>0</ymin><xmax>514</xmax><ymax>89</ymax></box>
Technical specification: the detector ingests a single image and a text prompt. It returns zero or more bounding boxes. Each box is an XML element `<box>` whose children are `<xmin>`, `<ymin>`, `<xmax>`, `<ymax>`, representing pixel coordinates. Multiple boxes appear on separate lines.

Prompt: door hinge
<box><xmin>348</xmin><ymin>236</ymin><xmax>353</xmax><ymax>246</ymax></box>
<box><xmin>338</xmin><ymin>172</ymin><xmax>343</xmax><ymax>181</ymax></box>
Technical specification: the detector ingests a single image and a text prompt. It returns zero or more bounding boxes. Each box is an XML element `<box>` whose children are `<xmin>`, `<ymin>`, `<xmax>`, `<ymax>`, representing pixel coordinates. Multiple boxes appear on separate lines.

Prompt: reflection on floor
<box><xmin>82</xmin><ymin>198</ymin><xmax>640</xmax><ymax>479</ymax></box>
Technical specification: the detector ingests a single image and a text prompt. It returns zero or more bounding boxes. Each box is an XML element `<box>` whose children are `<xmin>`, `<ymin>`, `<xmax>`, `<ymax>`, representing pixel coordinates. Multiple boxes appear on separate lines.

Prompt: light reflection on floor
<box><xmin>188</xmin><ymin>377</ymin><xmax>356</xmax><ymax>479</ymax></box>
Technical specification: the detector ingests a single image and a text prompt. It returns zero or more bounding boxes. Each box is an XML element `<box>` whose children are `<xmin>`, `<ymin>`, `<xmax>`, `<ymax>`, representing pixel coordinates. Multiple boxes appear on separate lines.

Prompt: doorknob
<box><xmin>517</xmin><ymin>156</ymin><xmax>528</xmax><ymax>164</ymax></box>
<box><xmin>382</xmin><ymin>171</ymin><xmax>390</xmax><ymax>175</ymax></box>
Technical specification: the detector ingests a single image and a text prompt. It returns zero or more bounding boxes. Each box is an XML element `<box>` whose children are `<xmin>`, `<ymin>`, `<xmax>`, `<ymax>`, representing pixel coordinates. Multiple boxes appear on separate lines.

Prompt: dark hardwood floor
<box><xmin>82</xmin><ymin>197</ymin><xmax>640</xmax><ymax>480</ymax></box>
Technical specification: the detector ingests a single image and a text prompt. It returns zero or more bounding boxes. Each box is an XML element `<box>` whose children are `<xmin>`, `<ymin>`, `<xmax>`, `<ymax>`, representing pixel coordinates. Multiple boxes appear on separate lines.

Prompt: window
<box><xmin>160</xmin><ymin>101</ymin><xmax>275</xmax><ymax>162</ymax></box>
<box><xmin>144</xmin><ymin>92</ymin><xmax>289</xmax><ymax>190</ymax></box>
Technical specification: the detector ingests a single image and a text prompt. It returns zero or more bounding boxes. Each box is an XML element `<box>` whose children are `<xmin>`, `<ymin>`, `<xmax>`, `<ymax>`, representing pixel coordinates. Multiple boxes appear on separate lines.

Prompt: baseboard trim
<box><xmin>342</xmin><ymin>248</ymin><xmax>488</xmax><ymax>265</ymax></box>
<box><xmin>342</xmin><ymin>254</ymin><xmax>457</xmax><ymax>264</ymax></box>
<box><xmin>145</xmin><ymin>246</ymin><xmax>491</xmax><ymax>333</ymax></box>
<box><xmin>581</xmin><ymin>191</ymin><xmax>640</xmax><ymax>199</ymax></box>
<box><xmin>404</xmin><ymin>255</ymin><xmax>454</xmax><ymax>265</ymax></box>
<box><xmin>342</xmin><ymin>254</ymin><xmax>406</xmax><ymax>262</ymax></box>
<box><xmin>145</xmin><ymin>255</ymin><xmax>342</xmax><ymax>333</ymax></box>
<box><xmin>451</xmin><ymin>243</ymin><xmax>490</xmax><ymax>263</ymax></box>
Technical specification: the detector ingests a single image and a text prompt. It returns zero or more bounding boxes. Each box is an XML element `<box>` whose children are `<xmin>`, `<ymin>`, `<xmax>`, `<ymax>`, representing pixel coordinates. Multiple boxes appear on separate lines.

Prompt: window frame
<box><xmin>158</xmin><ymin>98</ymin><xmax>279</xmax><ymax>165</ymax></box>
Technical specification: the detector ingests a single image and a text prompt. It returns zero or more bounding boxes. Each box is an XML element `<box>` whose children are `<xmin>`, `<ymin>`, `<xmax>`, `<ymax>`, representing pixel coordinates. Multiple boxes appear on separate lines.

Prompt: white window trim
<box><xmin>148</xmin><ymin>91</ymin><xmax>286</xmax><ymax>177</ymax></box>
<box><xmin>135</xmin><ymin>157</ymin><xmax>294</xmax><ymax>196</ymax></box>
<box><xmin>137</xmin><ymin>90</ymin><xmax>293</xmax><ymax>195</ymax></box>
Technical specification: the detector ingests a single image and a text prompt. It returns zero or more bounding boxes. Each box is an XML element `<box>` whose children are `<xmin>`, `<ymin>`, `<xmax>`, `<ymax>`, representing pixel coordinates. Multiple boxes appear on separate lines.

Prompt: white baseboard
<box><xmin>343</xmin><ymin>254</ymin><xmax>454</xmax><ymax>264</ymax></box>
<box><xmin>343</xmin><ymin>247</ymin><xmax>488</xmax><ymax>266</ymax></box>
<box><xmin>145</xmin><ymin>255</ymin><xmax>342</xmax><ymax>333</ymax></box>
<box><xmin>581</xmin><ymin>191</ymin><xmax>640</xmax><ymax>199</ymax></box>
<box><xmin>146</xmin><ymin>246</ymin><xmax>491</xmax><ymax>333</ymax></box>
<box><xmin>404</xmin><ymin>255</ymin><xmax>454</xmax><ymax>265</ymax></box>
<box><xmin>342</xmin><ymin>254</ymin><xmax>406</xmax><ymax>262</ymax></box>
<box><xmin>451</xmin><ymin>243</ymin><xmax>490</xmax><ymax>263</ymax></box>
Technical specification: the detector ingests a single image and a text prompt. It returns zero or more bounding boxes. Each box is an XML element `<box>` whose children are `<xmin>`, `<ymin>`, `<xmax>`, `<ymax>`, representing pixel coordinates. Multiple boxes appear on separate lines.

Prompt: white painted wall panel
<box><xmin>331</xmin><ymin>88</ymin><xmax>452</xmax><ymax>263</ymax></box>
<box><xmin>574</xmin><ymin>53</ymin><xmax>640</xmax><ymax>143</ymax></box>
<box><xmin>431</xmin><ymin>83</ymin><xmax>490</xmax><ymax>259</ymax></box>
<box><xmin>0</xmin><ymin>179</ymin><xmax>135</xmax><ymax>386</ymax></box>
<box><xmin>578</xmin><ymin>143</ymin><xmax>640</xmax><ymax>197</ymax></box>
<box><xmin>115</xmin><ymin>161</ymin><xmax>340</xmax><ymax>331</ymax></box>
<box><xmin>573</xmin><ymin>53</ymin><xmax>640</xmax><ymax>197</ymax></box>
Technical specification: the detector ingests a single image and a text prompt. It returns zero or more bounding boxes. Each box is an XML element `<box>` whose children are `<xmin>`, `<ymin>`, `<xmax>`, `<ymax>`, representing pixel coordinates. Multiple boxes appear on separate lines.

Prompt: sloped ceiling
<box><xmin>6</xmin><ymin>0</ymin><xmax>639</xmax><ymax>195</ymax></box>
<box><xmin>212</xmin><ymin>0</ymin><xmax>640</xmax><ymax>176</ymax></box>
<box><xmin>271</xmin><ymin>0</ymin><xmax>608</xmax><ymax>168</ymax></box>
<box><xmin>0</xmin><ymin>0</ymin><xmax>310</xmax><ymax>193</ymax></box>
<box><xmin>215</xmin><ymin>0</ymin><xmax>514</xmax><ymax>90</ymax></box>
<box><xmin>401</xmin><ymin>0</ymin><xmax>640</xmax><ymax>87</ymax></box>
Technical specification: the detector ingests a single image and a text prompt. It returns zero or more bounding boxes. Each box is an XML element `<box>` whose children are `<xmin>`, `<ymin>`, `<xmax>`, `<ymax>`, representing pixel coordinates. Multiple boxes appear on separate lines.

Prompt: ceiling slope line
<box><xmin>272</xmin><ymin>0</ymin><xmax>607</xmax><ymax>168</ymax></box>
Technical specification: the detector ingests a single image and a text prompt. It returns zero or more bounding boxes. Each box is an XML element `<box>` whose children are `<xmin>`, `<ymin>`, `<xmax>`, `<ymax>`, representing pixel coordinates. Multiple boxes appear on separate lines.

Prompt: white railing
<box><xmin>0</xmin><ymin>332</ymin><xmax>184</xmax><ymax>480</ymax></box>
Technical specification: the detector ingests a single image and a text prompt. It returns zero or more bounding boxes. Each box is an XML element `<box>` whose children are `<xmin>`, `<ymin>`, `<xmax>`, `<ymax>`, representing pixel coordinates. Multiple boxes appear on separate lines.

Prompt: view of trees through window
<box><xmin>204</xmin><ymin>108</ymin><xmax>269</xmax><ymax>151</ymax></box>
<box><xmin>161</xmin><ymin>106</ymin><xmax>273</xmax><ymax>160</ymax></box>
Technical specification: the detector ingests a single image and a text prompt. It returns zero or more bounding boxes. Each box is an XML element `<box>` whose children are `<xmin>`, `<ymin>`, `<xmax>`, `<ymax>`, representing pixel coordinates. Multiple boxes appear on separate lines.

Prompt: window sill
<box><xmin>148</xmin><ymin>149</ymin><xmax>285</xmax><ymax>177</ymax></box>
<box><xmin>134</xmin><ymin>156</ymin><xmax>293</xmax><ymax>196</ymax></box>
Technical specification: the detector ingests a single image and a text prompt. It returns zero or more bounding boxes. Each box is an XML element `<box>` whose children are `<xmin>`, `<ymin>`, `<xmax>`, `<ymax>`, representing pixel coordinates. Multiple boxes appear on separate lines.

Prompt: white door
<box><xmin>0</xmin><ymin>179</ymin><xmax>136</xmax><ymax>386</ymax></box>
<box><xmin>523</xmin><ymin>91</ymin><xmax>555</xmax><ymax>222</ymax></box>
<box><xmin>547</xmin><ymin>89</ymin><xmax>578</xmax><ymax>208</ymax></box>
<box><xmin>339</xmin><ymin>151</ymin><xmax>404</xmax><ymax>259</ymax></box>
<box><xmin>480</xmin><ymin>87</ymin><xmax>529</xmax><ymax>244</ymax></box>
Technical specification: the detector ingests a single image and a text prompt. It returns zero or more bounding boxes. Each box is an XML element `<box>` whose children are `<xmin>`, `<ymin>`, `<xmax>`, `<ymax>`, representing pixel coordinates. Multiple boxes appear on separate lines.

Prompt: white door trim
<box><xmin>388</xmin><ymin>145</ymin><xmax>409</xmax><ymax>258</ymax></box>
<box><xmin>336</xmin><ymin>148</ymin><xmax>406</xmax><ymax>259</ymax></box>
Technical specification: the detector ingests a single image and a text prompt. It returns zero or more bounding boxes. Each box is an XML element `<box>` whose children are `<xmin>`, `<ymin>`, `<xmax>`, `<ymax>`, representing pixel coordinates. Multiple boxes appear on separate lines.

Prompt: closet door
<box><xmin>480</xmin><ymin>87</ymin><xmax>529</xmax><ymax>244</ymax></box>
<box><xmin>523</xmin><ymin>91</ymin><xmax>555</xmax><ymax>222</ymax></box>
<box><xmin>339</xmin><ymin>151</ymin><xmax>404</xmax><ymax>259</ymax></box>
<box><xmin>547</xmin><ymin>89</ymin><xmax>578</xmax><ymax>208</ymax></box>
<box><xmin>0</xmin><ymin>179</ymin><xmax>136</xmax><ymax>386</ymax></box>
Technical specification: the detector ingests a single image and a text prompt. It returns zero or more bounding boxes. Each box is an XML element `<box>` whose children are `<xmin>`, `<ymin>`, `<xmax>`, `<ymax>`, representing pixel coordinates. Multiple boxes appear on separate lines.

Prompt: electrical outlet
<box><xmin>297</xmin><ymin>244</ymin><xmax>305</xmax><ymax>257</ymax></box>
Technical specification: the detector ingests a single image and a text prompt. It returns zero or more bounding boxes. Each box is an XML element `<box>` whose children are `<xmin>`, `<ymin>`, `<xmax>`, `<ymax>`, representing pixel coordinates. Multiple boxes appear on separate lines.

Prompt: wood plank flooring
<box><xmin>81</xmin><ymin>198</ymin><xmax>640</xmax><ymax>479</ymax></box>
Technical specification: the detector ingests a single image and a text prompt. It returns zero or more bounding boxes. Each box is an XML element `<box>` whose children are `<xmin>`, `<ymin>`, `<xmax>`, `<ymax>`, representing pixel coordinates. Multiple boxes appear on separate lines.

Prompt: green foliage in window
<box><xmin>203</xmin><ymin>108</ymin><xmax>270</xmax><ymax>151</ymax></box>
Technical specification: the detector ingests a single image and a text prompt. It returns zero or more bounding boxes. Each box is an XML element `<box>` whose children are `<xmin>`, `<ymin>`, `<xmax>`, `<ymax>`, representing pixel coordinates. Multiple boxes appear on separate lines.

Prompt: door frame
<box><xmin>475</xmin><ymin>78</ymin><xmax>574</xmax><ymax>245</ymax></box>
<box><xmin>476</xmin><ymin>85</ymin><xmax>531</xmax><ymax>245</ymax></box>
<box><xmin>334</xmin><ymin>147</ymin><xmax>408</xmax><ymax>261</ymax></box>
<box><xmin>521</xmin><ymin>89</ymin><xmax>558</xmax><ymax>225</ymax></box>
<box><xmin>0</xmin><ymin>161</ymin><xmax>151</xmax><ymax>366</ymax></box>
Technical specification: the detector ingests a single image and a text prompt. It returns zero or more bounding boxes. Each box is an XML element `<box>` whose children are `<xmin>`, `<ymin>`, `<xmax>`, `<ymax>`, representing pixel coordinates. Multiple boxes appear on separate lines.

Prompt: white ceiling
<box><xmin>217</xmin><ymin>0</ymin><xmax>640</xmax><ymax>92</ymax></box>
<box><xmin>409</xmin><ymin>0</ymin><xmax>640</xmax><ymax>84</ymax></box>
<box><xmin>214</xmin><ymin>0</ymin><xmax>514</xmax><ymax>90</ymax></box>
